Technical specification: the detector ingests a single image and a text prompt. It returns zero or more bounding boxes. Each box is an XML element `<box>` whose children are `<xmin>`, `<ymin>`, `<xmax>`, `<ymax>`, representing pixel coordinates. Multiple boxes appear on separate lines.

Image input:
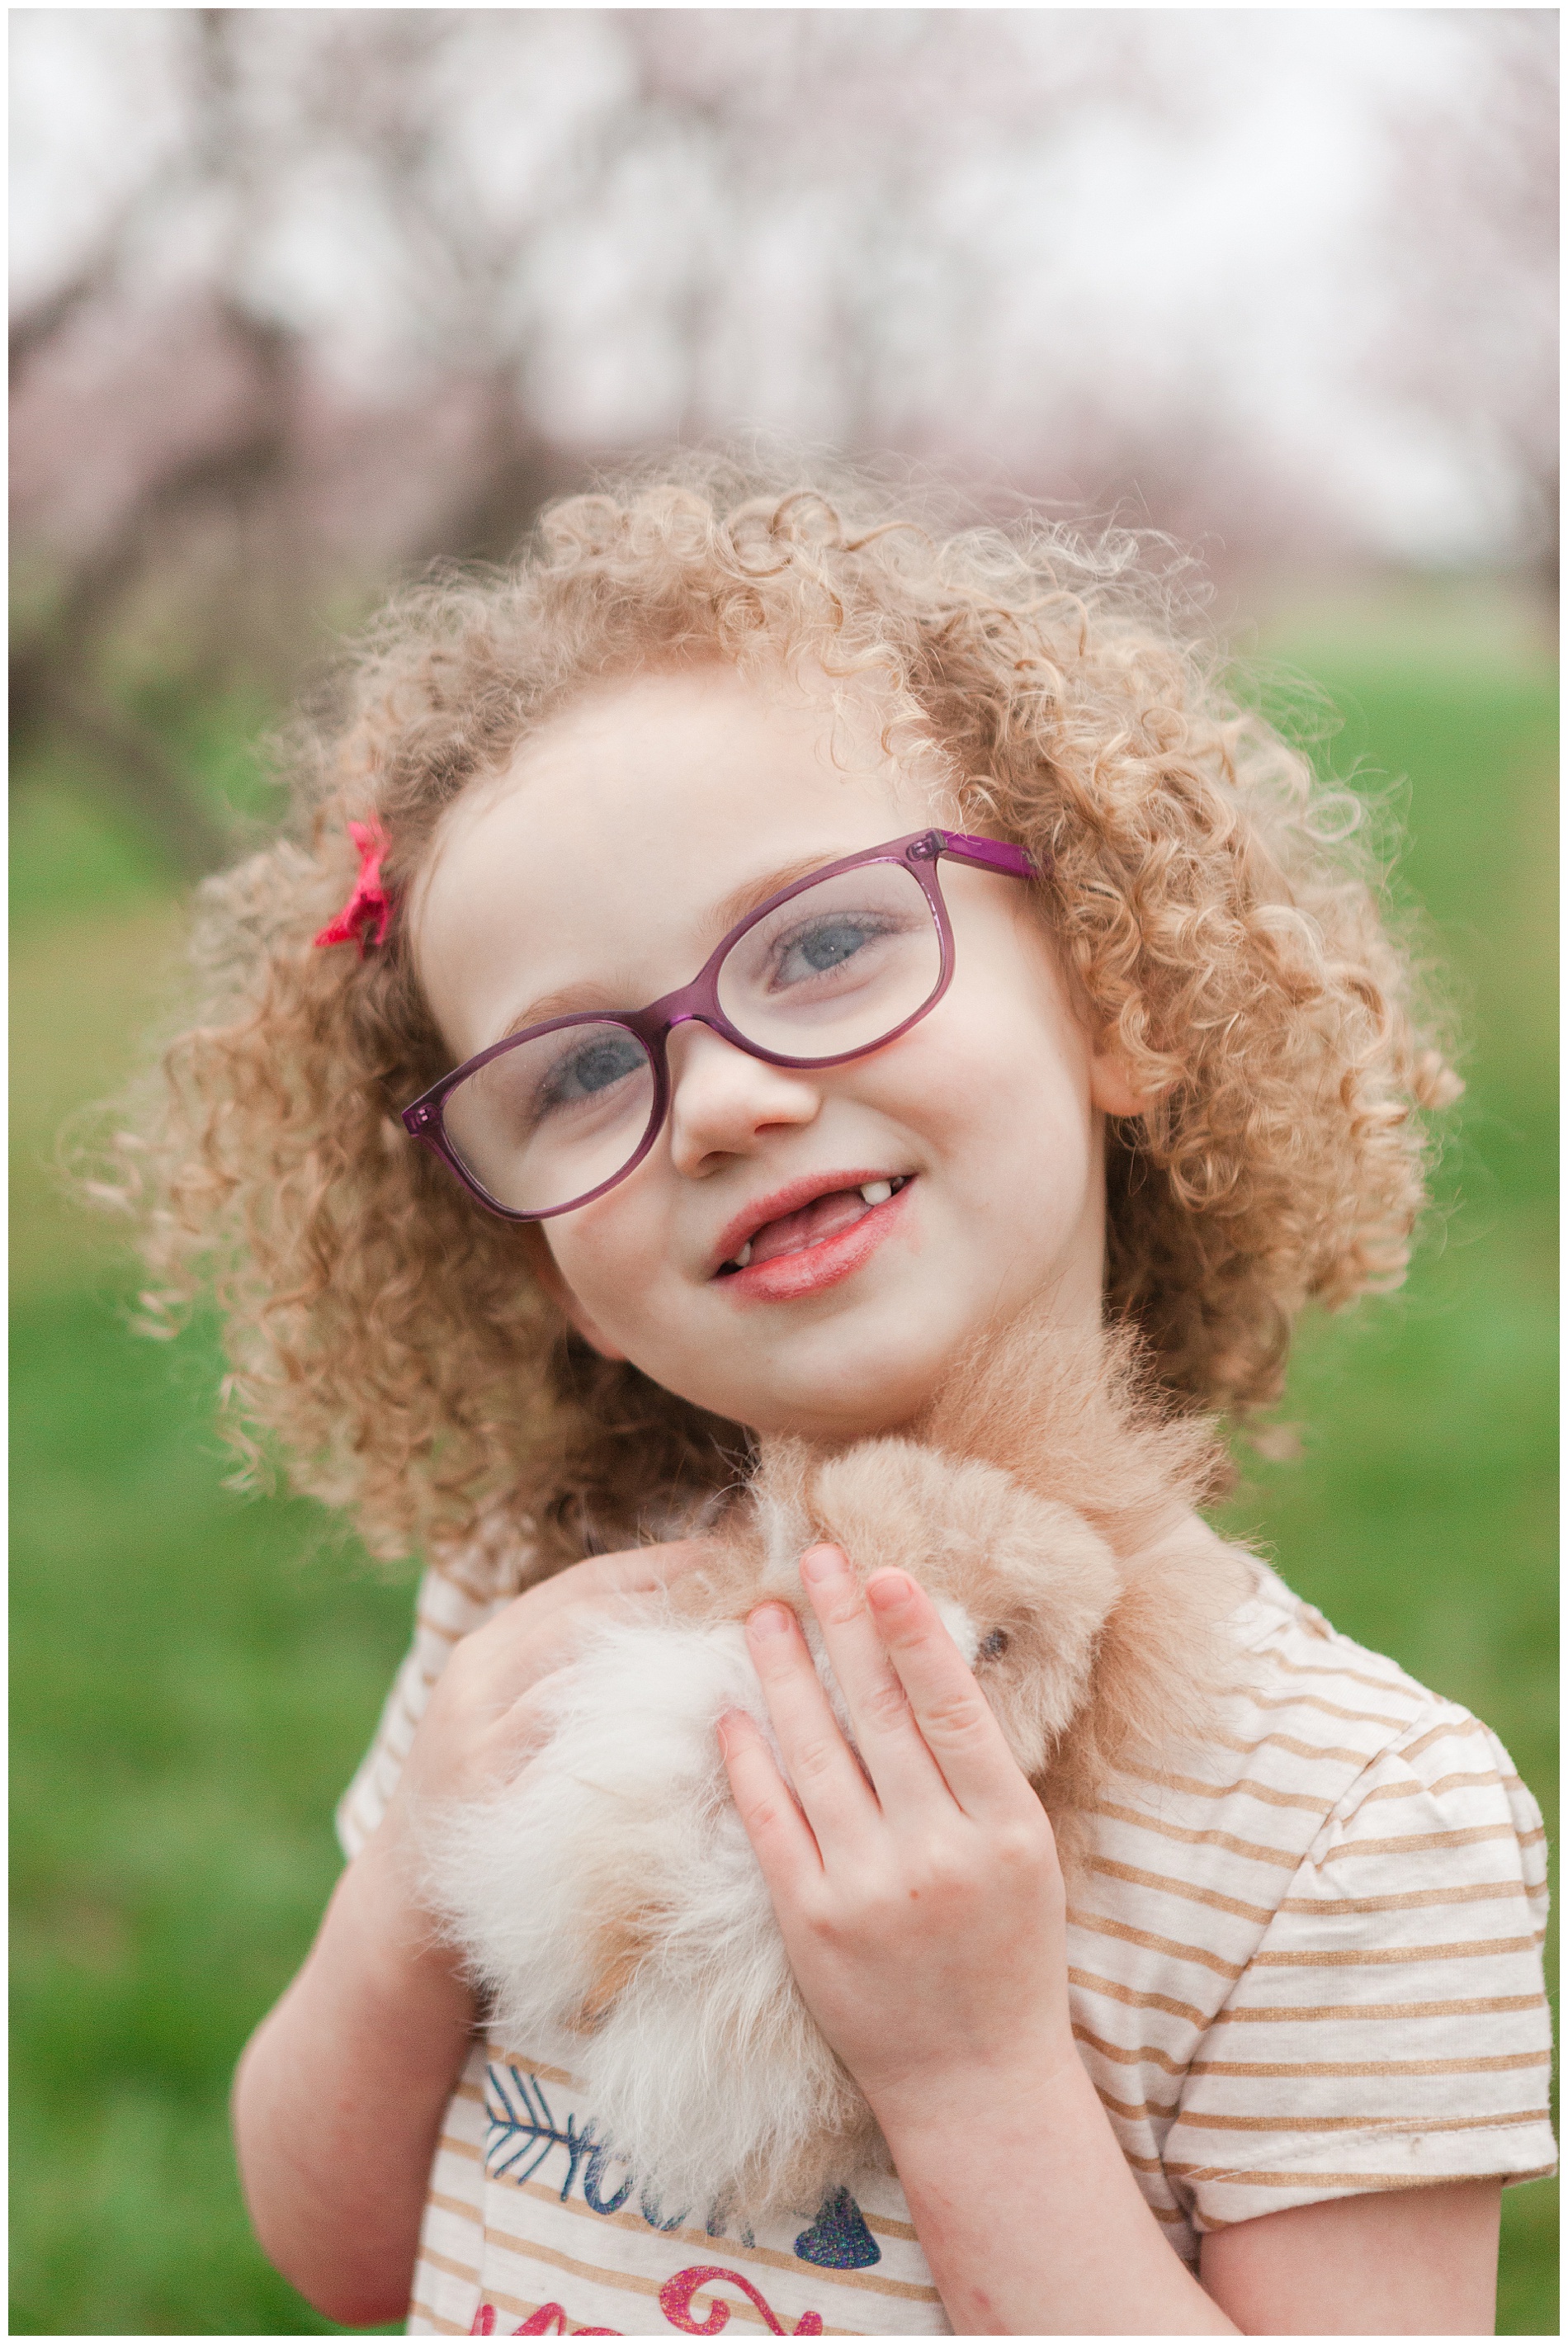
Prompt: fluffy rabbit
<box><xmin>427</xmin><ymin>1316</ymin><xmax>1251</xmax><ymax>2222</ymax></box>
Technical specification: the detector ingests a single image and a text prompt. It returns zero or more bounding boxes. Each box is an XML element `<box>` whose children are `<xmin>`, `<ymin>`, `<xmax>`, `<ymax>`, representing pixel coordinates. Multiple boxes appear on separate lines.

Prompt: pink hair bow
<box><xmin>314</xmin><ymin>817</ymin><xmax>394</xmax><ymax>952</ymax></box>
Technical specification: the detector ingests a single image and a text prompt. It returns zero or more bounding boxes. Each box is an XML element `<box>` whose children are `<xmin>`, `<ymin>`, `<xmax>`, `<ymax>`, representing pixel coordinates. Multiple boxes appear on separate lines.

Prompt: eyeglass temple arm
<box><xmin>929</xmin><ymin>829</ymin><xmax>1044</xmax><ymax>880</ymax></box>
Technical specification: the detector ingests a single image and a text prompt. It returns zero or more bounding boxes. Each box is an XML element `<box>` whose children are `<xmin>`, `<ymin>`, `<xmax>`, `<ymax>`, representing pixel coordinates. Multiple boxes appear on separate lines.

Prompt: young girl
<box><xmin>130</xmin><ymin>460</ymin><xmax>1551</xmax><ymax>2335</ymax></box>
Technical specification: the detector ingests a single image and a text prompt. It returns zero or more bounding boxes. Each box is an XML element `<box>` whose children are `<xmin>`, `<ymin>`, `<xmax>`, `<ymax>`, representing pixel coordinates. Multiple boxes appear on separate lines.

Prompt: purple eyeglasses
<box><xmin>403</xmin><ymin>827</ymin><xmax>1040</xmax><ymax>1220</ymax></box>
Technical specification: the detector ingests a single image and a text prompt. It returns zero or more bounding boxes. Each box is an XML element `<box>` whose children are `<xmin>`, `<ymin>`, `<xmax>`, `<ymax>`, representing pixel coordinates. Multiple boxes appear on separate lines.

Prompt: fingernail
<box><xmin>867</xmin><ymin>1570</ymin><xmax>914</xmax><ymax>1612</ymax></box>
<box><xmin>801</xmin><ymin>1543</ymin><xmax>848</xmax><ymax>1585</ymax></box>
<box><xmin>748</xmin><ymin>1602</ymin><xmax>793</xmax><ymax>1640</ymax></box>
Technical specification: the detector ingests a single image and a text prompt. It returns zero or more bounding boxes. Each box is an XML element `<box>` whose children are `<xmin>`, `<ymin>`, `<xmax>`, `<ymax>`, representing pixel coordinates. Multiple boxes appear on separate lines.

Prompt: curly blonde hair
<box><xmin>114</xmin><ymin>451</ymin><xmax>1458</xmax><ymax>1590</ymax></box>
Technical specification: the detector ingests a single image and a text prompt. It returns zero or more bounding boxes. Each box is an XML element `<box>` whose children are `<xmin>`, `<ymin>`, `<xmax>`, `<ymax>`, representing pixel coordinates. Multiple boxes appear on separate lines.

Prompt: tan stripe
<box><xmin>437</xmin><ymin>2130</ymin><xmax>483</xmax><ymax>2163</ymax></box>
<box><xmin>486</xmin><ymin>2052</ymin><xmax>580</xmax><ymax>2089</ymax></box>
<box><xmin>1176</xmin><ymin>2105</ymin><xmax>1551</xmax><ymax>2137</ymax></box>
<box><xmin>427</xmin><ymin>2186</ymin><xmax>484</xmax><ymax>2219</ymax></box>
<box><xmin>1088</xmin><ymin>1853</ymin><xmax>1274</xmax><ymax>1925</ymax></box>
<box><xmin>1400</xmin><ymin>1716</ymin><xmax>1490</xmax><ymax>1761</ymax></box>
<box><xmin>1247</xmin><ymin>1689</ymin><xmax>1410</xmax><ymax>1727</ymax></box>
<box><xmin>1098</xmin><ymin>2086</ymin><xmax>1178</xmax><ymax>2122</ymax></box>
<box><xmin>1318</xmin><ymin>1823</ymin><xmax>1519</xmax><ymax>1861</ymax></box>
<box><xmin>416</xmin><ymin>1607</ymin><xmax>467</xmax><ymax>1643</ymax></box>
<box><xmin>1070</xmin><ymin>1909</ymin><xmax>1245</xmax><ymax>1981</ymax></box>
<box><xmin>478</xmin><ymin>2232</ymin><xmax>692</xmax><ymax>2313</ymax></box>
<box><xmin>1117</xmin><ymin>1760</ymin><xmax>1330</xmax><ymax>1814</ymax></box>
<box><xmin>1189</xmin><ymin>2050</ymin><xmax>1552</xmax><ymax>2080</ymax></box>
<box><xmin>1072</xmin><ymin>2030</ymin><xmax>1552</xmax><ymax>2084</ymax></box>
<box><xmin>1270</xmin><ymin>1652</ymin><xmax>1424</xmax><ymax>1697</ymax></box>
<box><xmin>1249</xmin><ymin>1931</ymin><xmax>1540</xmax><ymax>1968</ymax></box>
<box><xmin>1092</xmin><ymin>1800</ymin><xmax>1301</xmax><ymax>1868</ymax></box>
<box><xmin>1069</xmin><ymin>1965</ymin><xmax>1207</xmax><ymax>2025</ymax></box>
<box><xmin>482</xmin><ymin>2209</ymin><xmax>944</xmax><ymax>2306</ymax></box>
<box><xmin>861</xmin><ymin>2209</ymin><xmax>920</xmax><ymax>2242</ymax></box>
<box><xmin>422</xmin><ymin>2245</ymin><xmax>482</xmax><ymax>2285</ymax></box>
<box><xmin>1074</xmin><ymin>2024</ymin><xmax>1189</xmax><ymax>2078</ymax></box>
<box><xmin>1278</xmin><ymin>1878</ymin><xmax>1534</xmax><ymax>1917</ymax></box>
<box><xmin>1152</xmin><ymin>2205</ymin><xmax>1190</xmax><ymax>2226</ymax></box>
<box><xmin>1362</xmin><ymin>1769</ymin><xmax>1518</xmax><ymax>1805</ymax></box>
<box><xmin>409</xmin><ymin>2298</ymin><xmax>470</xmax><ymax>2336</ymax></box>
<box><xmin>1212</xmin><ymin>1991</ymin><xmax>1547</xmax><ymax>2025</ymax></box>
<box><xmin>1167</xmin><ymin>2163</ymin><xmax>1516</xmax><ymax>2192</ymax></box>
<box><xmin>1214</xmin><ymin>1728</ymin><xmax>1374</xmax><ymax>1765</ymax></box>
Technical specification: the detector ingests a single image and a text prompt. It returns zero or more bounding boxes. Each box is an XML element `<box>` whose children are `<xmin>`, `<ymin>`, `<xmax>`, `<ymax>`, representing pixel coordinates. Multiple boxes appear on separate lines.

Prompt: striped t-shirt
<box><xmin>338</xmin><ymin>1556</ymin><xmax>1555</xmax><ymax>2337</ymax></box>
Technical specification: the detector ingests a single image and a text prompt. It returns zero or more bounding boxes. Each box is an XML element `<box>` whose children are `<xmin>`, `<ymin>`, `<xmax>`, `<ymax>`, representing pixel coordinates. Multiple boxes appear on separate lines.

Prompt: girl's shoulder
<box><xmin>1209</xmin><ymin>1566</ymin><xmax>1547</xmax><ymax>1893</ymax></box>
<box><xmin>1229</xmin><ymin>1554</ymin><xmax>1537</xmax><ymax>1831</ymax></box>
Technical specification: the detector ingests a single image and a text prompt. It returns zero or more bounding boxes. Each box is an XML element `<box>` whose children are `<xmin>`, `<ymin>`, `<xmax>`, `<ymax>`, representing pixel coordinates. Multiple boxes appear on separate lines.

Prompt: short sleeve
<box><xmin>1164</xmin><ymin>1711</ymin><xmax>1556</xmax><ymax>2231</ymax></box>
<box><xmin>335</xmin><ymin>1567</ymin><xmax>510</xmax><ymax>1860</ymax></box>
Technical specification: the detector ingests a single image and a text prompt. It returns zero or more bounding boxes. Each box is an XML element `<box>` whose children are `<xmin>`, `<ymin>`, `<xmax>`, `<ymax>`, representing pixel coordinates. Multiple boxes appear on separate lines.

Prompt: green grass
<box><xmin>9</xmin><ymin>606</ymin><xmax>1557</xmax><ymax>2333</ymax></box>
<box><xmin>11</xmin><ymin>1300</ymin><xmax>413</xmax><ymax>2337</ymax></box>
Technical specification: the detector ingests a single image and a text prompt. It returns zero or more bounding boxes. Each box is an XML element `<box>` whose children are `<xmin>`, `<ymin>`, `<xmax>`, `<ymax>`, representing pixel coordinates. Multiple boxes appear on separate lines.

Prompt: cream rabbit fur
<box><xmin>427</xmin><ymin>1313</ymin><xmax>1252</xmax><ymax>2223</ymax></box>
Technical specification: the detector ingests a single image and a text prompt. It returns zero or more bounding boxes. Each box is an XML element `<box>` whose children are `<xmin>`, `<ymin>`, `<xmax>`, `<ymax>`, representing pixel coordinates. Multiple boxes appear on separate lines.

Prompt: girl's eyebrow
<box><xmin>707</xmin><ymin>853</ymin><xmax>840</xmax><ymax>939</ymax></box>
<box><xmin>498</xmin><ymin>980</ymin><xmax>620</xmax><ymax>1042</ymax></box>
<box><xmin>497</xmin><ymin>852</ymin><xmax>845</xmax><ymax>1040</ymax></box>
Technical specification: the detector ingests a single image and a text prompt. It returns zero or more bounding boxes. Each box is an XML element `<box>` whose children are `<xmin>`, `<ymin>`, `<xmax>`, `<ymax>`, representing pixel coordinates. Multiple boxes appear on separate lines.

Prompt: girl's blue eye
<box><xmin>775</xmin><ymin>916</ymin><xmax>889</xmax><ymax>985</ymax></box>
<box><xmin>539</xmin><ymin>1032</ymin><xmax>647</xmax><ymax>1113</ymax></box>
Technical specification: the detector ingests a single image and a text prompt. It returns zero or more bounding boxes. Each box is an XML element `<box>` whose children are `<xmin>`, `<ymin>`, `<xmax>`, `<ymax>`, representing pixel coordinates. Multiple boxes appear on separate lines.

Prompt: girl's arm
<box><xmin>720</xmin><ymin>1552</ymin><xmax>1502</xmax><ymax>2336</ymax></box>
<box><xmin>232</xmin><ymin>1816</ymin><xmax>476</xmax><ymax>2328</ymax></box>
<box><xmin>233</xmin><ymin>1540</ymin><xmax>713</xmax><ymax>2327</ymax></box>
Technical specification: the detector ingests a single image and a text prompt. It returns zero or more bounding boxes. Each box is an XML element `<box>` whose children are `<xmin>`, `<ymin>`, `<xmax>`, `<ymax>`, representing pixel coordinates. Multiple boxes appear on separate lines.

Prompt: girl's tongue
<box><xmin>744</xmin><ymin>1186</ymin><xmax>876</xmax><ymax>1267</ymax></box>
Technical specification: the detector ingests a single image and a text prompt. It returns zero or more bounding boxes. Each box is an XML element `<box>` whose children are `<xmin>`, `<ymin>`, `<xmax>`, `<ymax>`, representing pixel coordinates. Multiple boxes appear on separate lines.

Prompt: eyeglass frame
<box><xmin>401</xmin><ymin>826</ymin><xmax>1042</xmax><ymax>1222</ymax></box>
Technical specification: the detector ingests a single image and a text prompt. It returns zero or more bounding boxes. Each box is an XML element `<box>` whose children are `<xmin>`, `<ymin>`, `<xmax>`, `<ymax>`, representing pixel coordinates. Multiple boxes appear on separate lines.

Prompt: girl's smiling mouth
<box><xmin>712</xmin><ymin>1172</ymin><xmax>914</xmax><ymax>1299</ymax></box>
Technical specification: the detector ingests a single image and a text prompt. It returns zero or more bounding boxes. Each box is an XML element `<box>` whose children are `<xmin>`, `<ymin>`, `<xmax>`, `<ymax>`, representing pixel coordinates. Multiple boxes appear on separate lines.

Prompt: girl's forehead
<box><xmin>427</xmin><ymin>665</ymin><xmax>937</xmax><ymax>901</ymax></box>
<box><xmin>506</xmin><ymin>662</ymin><xmax>925</xmax><ymax>812</ymax></box>
<box><xmin>413</xmin><ymin>663</ymin><xmax>946</xmax><ymax>1053</ymax></box>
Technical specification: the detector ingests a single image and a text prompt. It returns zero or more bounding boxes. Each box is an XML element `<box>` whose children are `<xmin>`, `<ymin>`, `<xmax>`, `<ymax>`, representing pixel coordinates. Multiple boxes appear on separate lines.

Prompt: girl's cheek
<box><xmin>555</xmin><ymin>1197</ymin><xmax>671</xmax><ymax>1319</ymax></box>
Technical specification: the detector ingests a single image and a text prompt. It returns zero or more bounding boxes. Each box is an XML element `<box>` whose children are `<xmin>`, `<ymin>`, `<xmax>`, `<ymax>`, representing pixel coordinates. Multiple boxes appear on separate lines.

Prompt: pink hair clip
<box><xmin>314</xmin><ymin>817</ymin><xmax>394</xmax><ymax>952</ymax></box>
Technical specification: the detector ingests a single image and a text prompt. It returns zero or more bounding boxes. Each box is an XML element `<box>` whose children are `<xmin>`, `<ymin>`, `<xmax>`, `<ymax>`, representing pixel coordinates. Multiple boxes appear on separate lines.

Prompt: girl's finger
<box><xmin>744</xmin><ymin>1601</ymin><xmax>881</xmax><ymax>1859</ymax></box>
<box><xmin>866</xmin><ymin>1569</ymin><xmax>1032</xmax><ymax>1821</ymax></box>
<box><xmin>489</xmin><ymin>1661</ymin><xmax>578</xmax><ymax>1765</ymax></box>
<box><xmin>796</xmin><ymin>1545</ymin><xmax>951</xmax><ymax>1816</ymax></box>
<box><xmin>718</xmin><ymin>1708</ymin><xmax>820</xmax><ymax>1902</ymax></box>
<box><xmin>504</xmin><ymin>1537</ymin><xmax>714</xmax><ymax>1633</ymax></box>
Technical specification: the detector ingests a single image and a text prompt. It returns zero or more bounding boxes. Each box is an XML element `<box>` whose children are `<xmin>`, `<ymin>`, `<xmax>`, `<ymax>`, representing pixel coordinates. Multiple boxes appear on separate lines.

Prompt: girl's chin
<box><xmin>711</xmin><ymin>1340</ymin><xmax>951</xmax><ymax>1444</ymax></box>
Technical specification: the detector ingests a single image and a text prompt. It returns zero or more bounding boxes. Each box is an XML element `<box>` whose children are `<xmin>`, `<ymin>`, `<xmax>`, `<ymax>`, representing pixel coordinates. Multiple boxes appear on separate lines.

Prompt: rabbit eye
<box><xmin>977</xmin><ymin>1628</ymin><xmax>1010</xmax><ymax>1661</ymax></box>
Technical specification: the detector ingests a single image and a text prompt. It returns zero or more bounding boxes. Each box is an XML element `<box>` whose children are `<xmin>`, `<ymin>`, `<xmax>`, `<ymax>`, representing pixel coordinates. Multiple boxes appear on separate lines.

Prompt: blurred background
<box><xmin>10</xmin><ymin>9</ymin><xmax>1556</xmax><ymax>2333</ymax></box>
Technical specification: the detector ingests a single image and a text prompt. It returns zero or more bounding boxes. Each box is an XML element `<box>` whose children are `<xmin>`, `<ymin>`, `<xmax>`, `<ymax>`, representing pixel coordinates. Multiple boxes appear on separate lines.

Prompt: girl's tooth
<box><xmin>860</xmin><ymin>1179</ymin><xmax>893</xmax><ymax>1206</ymax></box>
<box><xmin>734</xmin><ymin>1241</ymin><xmax>752</xmax><ymax>1268</ymax></box>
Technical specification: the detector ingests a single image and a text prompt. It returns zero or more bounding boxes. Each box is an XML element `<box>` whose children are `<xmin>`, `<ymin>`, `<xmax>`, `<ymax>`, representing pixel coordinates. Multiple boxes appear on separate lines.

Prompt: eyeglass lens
<box><xmin>440</xmin><ymin>858</ymin><xmax>941</xmax><ymax>1214</ymax></box>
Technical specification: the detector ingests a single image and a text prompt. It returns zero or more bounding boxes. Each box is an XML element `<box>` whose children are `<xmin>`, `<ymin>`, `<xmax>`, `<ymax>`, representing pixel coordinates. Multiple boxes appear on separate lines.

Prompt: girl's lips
<box><xmin>714</xmin><ymin>1177</ymin><xmax>914</xmax><ymax>1302</ymax></box>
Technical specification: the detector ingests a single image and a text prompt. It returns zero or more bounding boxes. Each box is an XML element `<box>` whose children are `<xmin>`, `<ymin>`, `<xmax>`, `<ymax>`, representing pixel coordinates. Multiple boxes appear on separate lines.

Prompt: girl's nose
<box><xmin>665</xmin><ymin>1021</ymin><xmax>821</xmax><ymax>1177</ymax></box>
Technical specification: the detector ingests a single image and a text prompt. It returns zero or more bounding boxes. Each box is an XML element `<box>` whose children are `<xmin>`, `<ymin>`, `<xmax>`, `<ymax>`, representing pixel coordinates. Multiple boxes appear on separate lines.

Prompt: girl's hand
<box><xmin>718</xmin><ymin>1545</ymin><xmax>1076</xmax><ymax>2132</ymax></box>
<box><xmin>371</xmin><ymin>1539</ymin><xmax>713</xmax><ymax>1899</ymax></box>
